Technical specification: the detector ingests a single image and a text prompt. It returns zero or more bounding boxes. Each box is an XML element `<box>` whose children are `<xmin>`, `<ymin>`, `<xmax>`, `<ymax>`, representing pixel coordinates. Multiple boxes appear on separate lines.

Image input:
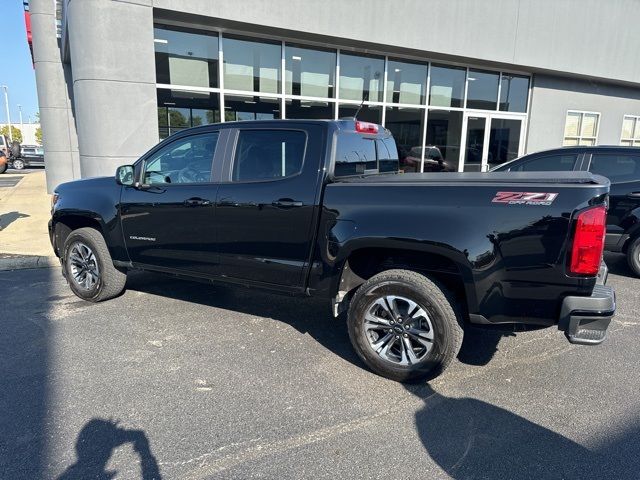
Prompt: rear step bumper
<box><xmin>559</xmin><ymin>283</ymin><xmax>615</xmax><ymax>345</ymax></box>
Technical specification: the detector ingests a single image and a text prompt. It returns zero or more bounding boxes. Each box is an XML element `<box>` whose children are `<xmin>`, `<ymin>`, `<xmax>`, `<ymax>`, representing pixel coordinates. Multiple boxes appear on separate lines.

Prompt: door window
<box><xmin>143</xmin><ymin>132</ymin><xmax>218</xmax><ymax>185</ymax></box>
<box><xmin>232</xmin><ymin>130</ymin><xmax>306</xmax><ymax>182</ymax></box>
<box><xmin>589</xmin><ymin>154</ymin><xmax>640</xmax><ymax>183</ymax></box>
<box><xmin>509</xmin><ymin>154</ymin><xmax>579</xmax><ymax>172</ymax></box>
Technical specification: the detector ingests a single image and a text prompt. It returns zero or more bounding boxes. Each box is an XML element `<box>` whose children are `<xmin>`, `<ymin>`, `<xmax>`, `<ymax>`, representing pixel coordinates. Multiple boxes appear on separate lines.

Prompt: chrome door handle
<box><xmin>184</xmin><ymin>197</ymin><xmax>211</xmax><ymax>206</ymax></box>
<box><xmin>272</xmin><ymin>199</ymin><xmax>303</xmax><ymax>208</ymax></box>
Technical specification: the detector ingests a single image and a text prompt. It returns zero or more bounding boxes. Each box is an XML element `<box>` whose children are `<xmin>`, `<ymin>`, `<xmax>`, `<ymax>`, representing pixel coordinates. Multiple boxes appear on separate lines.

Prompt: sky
<box><xmin>1</xmin><ymin>1</ymin><xmax>40</xmax><ymax>125</ymax></box>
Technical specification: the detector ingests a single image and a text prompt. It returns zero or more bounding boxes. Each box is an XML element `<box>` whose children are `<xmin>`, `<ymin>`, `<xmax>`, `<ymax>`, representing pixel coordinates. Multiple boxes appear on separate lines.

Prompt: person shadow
<box><xmin>0</xmin><ymin>211</ymin><xmax>29</xmax><ymax>231</ymax></box>
<box><xmin>56</xmin><ymin>418</ymin><xmax>161</xmax><ymax>480</ymax></box>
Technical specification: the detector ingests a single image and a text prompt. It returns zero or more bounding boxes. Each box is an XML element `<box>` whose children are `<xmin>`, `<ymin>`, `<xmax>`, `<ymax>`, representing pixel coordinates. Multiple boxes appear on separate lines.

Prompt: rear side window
<box><xmin>589</xmin><ymin>153</ymin><xmax>640</xmax><ymax>183</ymax></box>
<box><xmin>510</xmin><ymin>154</ymin><xmax>578</xmax><ymax>172</ymax></box>
<box><xmin>232</xmin><ymin>130</ymin><xmax>306</xmax><ymax>182</ymax></box>
<box><xmin>335</xmin><ymin>134</ymin><xmax>399</xmax><ymax>176</ymax></box>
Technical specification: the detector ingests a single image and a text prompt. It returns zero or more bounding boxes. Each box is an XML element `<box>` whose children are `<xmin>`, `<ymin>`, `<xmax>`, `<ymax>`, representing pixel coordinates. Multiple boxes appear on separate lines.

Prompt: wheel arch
<box><xmin>331</xmin><ymin>244</ymin><xmax>476</xmax><ymax>320</ymax></box>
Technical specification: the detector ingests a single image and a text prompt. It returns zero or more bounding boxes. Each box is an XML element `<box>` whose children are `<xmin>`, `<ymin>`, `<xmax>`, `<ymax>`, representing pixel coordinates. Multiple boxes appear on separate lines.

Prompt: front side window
<box><xmin>232</xmin><ymin>130</ymin><xmax>306</xmax><ymax>182</ymax></box>
<box><xmin>143</xmin><ymin>133</ymin><xmax>218</xmax><ymax>185</ymax></box>
<box><xmin>509</xmin><ymin>154</ymin><xmax>579</xmax><ymax>172</ymax></box>
<box><xmin>564</xmin><ymin>111</ymin><xmax>599</xmax><ymax>146</ymax></box>
<box><xmin>589</xmin><ymin>154</ymin><xmax>640</xmax><ymax>183</ymax></box>
<box><xmin>621</xmin><ymin>115</ymin><xmax>640</xmax><ymax>147</ymax></box>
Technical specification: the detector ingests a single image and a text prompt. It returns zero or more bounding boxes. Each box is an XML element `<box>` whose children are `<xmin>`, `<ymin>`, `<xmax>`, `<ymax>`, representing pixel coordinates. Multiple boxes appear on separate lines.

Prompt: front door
<box><xmin>215</xmin><ymin>125</ymin><xmax>324</xmax><ymax>289</ymax></box>
<box><xmin>461</xmin><ymin>114</ymin><xmax>524</xmax><ymax>171</ymax></box>
<box><xmin>120</xmin><ymin>131</ymin><xmax>220</xmax><ymax>276</ymax></box>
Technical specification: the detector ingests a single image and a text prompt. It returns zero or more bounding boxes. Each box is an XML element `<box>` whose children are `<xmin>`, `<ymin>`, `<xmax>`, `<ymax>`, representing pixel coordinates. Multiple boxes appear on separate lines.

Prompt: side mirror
<box><xmin>115</xmin><ymin>165</ymin><xmax>135</xmax><ymax>186</ymax></box>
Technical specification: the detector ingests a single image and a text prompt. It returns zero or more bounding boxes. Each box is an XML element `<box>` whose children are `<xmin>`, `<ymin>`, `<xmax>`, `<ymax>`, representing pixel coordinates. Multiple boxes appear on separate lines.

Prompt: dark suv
<box><xmin>493</xmin><ymin>146</ymin><xmax>640</xmax><ymax>276</ymax></box>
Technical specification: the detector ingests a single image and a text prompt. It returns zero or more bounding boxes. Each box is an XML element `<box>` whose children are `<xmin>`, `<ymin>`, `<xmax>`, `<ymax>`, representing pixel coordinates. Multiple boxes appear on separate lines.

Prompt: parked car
<box><xmin>49</xmin><ymin>120</ymin><xmax>615</xmax><ymax>382</ymax></box>
<box><xmin>11</xmin><ymin>145</ymin><xmax>45</xmax><ymax>170</ymax></box>
<box><xmin>493</xmin><ymin>146</ymin><xmax>640</xmax><ymax>276</ymax></box>
<box><xmin>0</xmin><ymin>150</ymin><xmax>7</xmax><ymax>174</ymax></box>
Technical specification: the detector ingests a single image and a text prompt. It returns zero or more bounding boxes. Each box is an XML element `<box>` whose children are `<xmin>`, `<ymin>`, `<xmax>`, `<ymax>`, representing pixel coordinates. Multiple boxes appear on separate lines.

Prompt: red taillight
<box><xmin>569</xmin><ymin>205</ymin><xmax>606</xmax><ymax>275</ymax></box>
<box><xmin>355</xmin><ymin>121</ymin><xmax>378</xmax><ymax>134</ymax></box>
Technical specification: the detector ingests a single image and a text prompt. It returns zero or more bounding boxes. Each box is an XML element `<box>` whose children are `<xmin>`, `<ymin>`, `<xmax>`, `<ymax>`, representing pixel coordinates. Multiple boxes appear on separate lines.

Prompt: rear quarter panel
<box><xmin>311</xmin><ymin>180</ymin><xmax>608</xmax><ymax>325</ymax></box>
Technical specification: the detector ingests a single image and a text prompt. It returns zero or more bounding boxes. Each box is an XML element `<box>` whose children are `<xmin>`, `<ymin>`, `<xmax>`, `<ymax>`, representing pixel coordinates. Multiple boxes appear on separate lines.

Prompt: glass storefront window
<box><xmin>223</xmin><ymin>36</ymin><xmax>281</xmax><ymax>94</ymax></box>
<box><xmin>157</xmin><ymin>89</ymin><xmax>220</xmax><ymax>139</ymax></box>
<box><xmin>339</xmin><ymin>53</ymin><xmax>384</xmax><ymax>102</ymax></box>
<box><xmin>488</xmin><ymin>118</ymin><xmax>522</xmax><ymax>167</ymax></box>
<box><xmin>338</xmin><ymin>103</ymin><xmax>382</xmax><ymax>123</ymax></box>
<box><xmin>285</xmin><ymin>99</ymin><xmax>335</xmax><ymax>119</ymax></box>
<box><xmin>466</xmin><ymin>69</ymin><xmax>499</xmax><ymax>110</ymax></box>
<box><xmin>154</xmin><ymin>25</ymin><xmax>219</xmax><ymax>88</ymax></box>
<box><xmin>285</xmin><ymin>45</ymin><xmax>336</xmax><ymax>98</ymax></box>
<box><xmin>499</xmin><ymin>74</ymin><xmax>529</xmax><ymax>113</ymax></box>
<box><xmin>386</xmin><ymin>59</ymin><xmax>428</xmax><ymax>105</ymax></box>
<box><xmin>429</xmin><ymin>64</ymin><xmax>465</xmax><ymax>108</ymax></box>
<box><xmin>224</xmin><ymin>95</ymin><xmax>281</xmax><ymax>121</ymax></box>
<box><xmin>425</xmin><ymin>110</ymin><xmax>463</xmax><ymax>171</ymax></box>
<box><xmin>384</xmin><ymin>107</ymin><xmax>425</xmax><ymax>172</ymax></box>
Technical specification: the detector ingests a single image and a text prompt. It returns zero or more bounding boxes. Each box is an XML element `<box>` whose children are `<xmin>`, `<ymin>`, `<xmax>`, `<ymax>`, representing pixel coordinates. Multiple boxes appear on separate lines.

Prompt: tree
<box><xmin>0</xmin><ymin>125</ymin><xmax>22</xmax><ymax>144</ymax></box>
<box><xmin>35</xmin><ymin>127</ymin><xmax>43</xmax><ymax>145</ymax></box>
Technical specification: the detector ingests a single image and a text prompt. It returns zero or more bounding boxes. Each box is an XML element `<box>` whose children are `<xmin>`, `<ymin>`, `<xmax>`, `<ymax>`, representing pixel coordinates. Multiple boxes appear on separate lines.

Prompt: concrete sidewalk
<box><xmin>0</xmin><ymin>171</ymin><xmax>58</xmax><ymax>270</ymax></box>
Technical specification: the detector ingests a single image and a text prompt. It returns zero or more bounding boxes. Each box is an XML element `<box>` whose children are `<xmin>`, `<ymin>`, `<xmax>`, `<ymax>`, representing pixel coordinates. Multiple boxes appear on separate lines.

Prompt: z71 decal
<box><xmin>492</xmin><ymin>191</ymin><xmax>559</xmax><ymax>206</ymax></box>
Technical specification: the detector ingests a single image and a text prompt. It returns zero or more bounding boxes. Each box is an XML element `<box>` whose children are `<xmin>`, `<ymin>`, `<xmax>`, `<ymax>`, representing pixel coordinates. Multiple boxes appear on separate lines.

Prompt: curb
<box><xmin>0</xmin><ymin>255</ymin><xmax>59</xmax><ymax>271</ymax></box>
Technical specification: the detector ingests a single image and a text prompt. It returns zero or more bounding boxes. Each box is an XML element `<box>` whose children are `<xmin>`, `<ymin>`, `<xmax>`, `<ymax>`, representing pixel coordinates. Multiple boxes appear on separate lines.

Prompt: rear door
<box><xmin>586</xmin><ymin>150</ymin><xmax>640</xmax><ymax>246</ymax></box>
<box><xmin>120</xmin><ymin>130</ymin><xmax>221</xmax><ymax>275</ymax></box>
<box><xmin>214</xmin><ymin>124</ymin><xmax>325</xmax><ymax>289</ymax></box>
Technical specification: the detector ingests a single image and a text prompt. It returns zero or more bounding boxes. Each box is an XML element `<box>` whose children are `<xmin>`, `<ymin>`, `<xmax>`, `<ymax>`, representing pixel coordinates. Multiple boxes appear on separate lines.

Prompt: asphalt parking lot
<box><xmin>1</xmin><ymin>252</ymin><xmax>639</xmax><ymax>479</ymax></box>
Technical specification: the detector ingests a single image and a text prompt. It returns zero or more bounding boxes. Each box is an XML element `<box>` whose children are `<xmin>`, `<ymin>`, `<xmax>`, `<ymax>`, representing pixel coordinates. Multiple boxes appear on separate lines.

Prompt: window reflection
<box><xmin>223</xmin><ymin>36</ymin><xmax>281</xmax><ymax>93</ymax></box>
<box><xmin>285</xmin><ymin>99</ymin><xmax>335</xmax><ymax>119</ymax></box>
<box><xmin>429</xmin><ymin>64</ymin><xmax>465</xmax><ymax>108</ymax></box>
<box><xmin>157</xmin><ymin>88</ymin><xmax>220</xmax><ymax>139</ymax></box>
<box><xmin>154</xmin><ymin>25</ymin><xmax>219</xmax><ymax>88</ymax></box>
<box><xmin>339</xmin><ymin>53</ymin><xmax>384</xmax><ymax>102</ymax></box>
<box><xmin>425</xmin><ymin>110</ymin><xmax>463</xmax><ymax>171</ymax></box>
<box><xmin>466</xmin><ymin>69</ymin><xmax>499</xmax><ymax>110</ymax></box>
<box><xmin>285</xmin><ymin>45</ymin><xmax>336</xmax><ymax>98</ymax></box>
<box><xmin>488</xmin><ymin>118</ymin><xmax>521</xmax><ymax>166</ymax></box>
<box><xmin>385</xmin><ymin>107</ymin><xmax>424</xmax><ymax>172</ymax></box>
<box><xmin>224</xmin><ymin>95</ymin><xmax>281</xmax><ymax>121</ymax></box>
<box><xmin>338</xmin><ymin>103</ymin><xmax>382</xmax><ymax>123</ymax></box>
<box><xmin>386</xmin><ymin>59</ymin><xmax>427</xmax><ymax>105</ymax></box>
<box><xmin>499</xmin><ymin>74</ymin><xmax>529</xmax><ymax>112</ymax></box>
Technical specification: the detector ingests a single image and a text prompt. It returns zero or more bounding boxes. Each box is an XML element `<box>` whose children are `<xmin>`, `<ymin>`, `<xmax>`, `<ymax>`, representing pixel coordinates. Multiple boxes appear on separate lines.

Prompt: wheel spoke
<box><xmin>402</xmin><ymin>336</ymin><xmax>419</xmax><ymax>365</ymax></box>
<box><xmin>364</xmin><ymin>311</ymin><xmax>391</xmax><ymax>330</ymax></box>
<box><xmin>372</xmin><ymin>298</ymin><xmax>395</xmax><ymax>322</ymax></box>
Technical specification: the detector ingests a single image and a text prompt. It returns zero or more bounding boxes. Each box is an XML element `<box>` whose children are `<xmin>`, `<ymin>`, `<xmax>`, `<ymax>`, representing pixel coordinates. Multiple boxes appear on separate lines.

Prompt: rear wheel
<box><xmin>347</xmin><ymin>269</ymin><xmax>464</xmax><ymax>382</ymax></box>
<box><xmin>63</xmin><ymin>227</ymin><xmax>127</xmax><ymax>302</ymax></box>
<box><xmin>11</xmin><ymin>158</ymin><xmax>25</xmax><ymax>170</ymax></box>
<box><xmin>627</xmin><ymin>236</ymin><xmax>640</xmax><ymax>277</ymax></box>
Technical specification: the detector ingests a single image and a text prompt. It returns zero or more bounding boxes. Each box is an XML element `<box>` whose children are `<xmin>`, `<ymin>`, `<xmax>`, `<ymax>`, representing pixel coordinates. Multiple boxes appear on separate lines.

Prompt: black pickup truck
<box><xmin>49</xmin><ymin>120</ymin><xmax>615</xmax><ymax>382</ymax></box>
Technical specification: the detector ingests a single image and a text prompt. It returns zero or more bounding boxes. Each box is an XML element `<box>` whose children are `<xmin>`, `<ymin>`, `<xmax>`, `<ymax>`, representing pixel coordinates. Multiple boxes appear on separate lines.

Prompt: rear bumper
<box><xmin>558</xmin><ymin>272</ymin><xmax>615</xmax><ymax>345</ymax></box>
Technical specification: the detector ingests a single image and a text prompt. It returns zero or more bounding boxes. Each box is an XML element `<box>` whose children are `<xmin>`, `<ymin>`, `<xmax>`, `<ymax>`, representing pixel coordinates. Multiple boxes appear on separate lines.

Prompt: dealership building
<box><xmin>29</xmin><ymin>0</ymin><xmax>640</xmax><ymax>192</ymax></box>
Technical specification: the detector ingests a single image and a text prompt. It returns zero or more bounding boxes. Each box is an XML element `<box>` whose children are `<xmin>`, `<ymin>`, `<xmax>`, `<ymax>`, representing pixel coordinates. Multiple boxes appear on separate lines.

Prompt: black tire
<box><xmin>627</xmin><ymin>236</ymin><xmax>640</xmax><ymax>277</ymax></box>
<box><xmin>347</xmin><ymin>269</ymin><xmax>463</xmax><ymax>382</ymax></box>
<box><xmin>62</xmin><ymin>227</ymin><xmax>127</xmax><ymax>302</ymax></box>
<box><xmin>12</xmin><ymin>158</ymin><xmax>25</xmax><ymax>170</ymax></box>
<box><xmin>10</xmin><ymin>141</ymin><xmax>20</xmax><ymax>158</ymax></box>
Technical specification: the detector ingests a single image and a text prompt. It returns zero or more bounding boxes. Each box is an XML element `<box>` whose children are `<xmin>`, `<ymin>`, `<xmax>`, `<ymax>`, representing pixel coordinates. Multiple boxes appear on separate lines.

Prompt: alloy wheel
<box><xmin>68</xmin><ymin>242</ymin><xmax>100</xmax><ymax>290</ymax></box>
<box><xmin>364</xmin><ymin>295</ymin><xmax>434</xmax><ymax>365</ymax></box>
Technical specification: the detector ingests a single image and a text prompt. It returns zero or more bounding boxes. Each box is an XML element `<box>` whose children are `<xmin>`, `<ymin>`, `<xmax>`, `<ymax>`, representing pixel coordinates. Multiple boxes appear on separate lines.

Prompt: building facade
<box><xmin>30</xmin><ymin>0</ymin><xmax>640</xmax><ymax>192</ymax></box>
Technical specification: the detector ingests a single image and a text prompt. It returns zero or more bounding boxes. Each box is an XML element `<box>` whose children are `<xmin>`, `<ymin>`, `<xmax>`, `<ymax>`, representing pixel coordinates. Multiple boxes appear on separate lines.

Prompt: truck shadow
<box><xmin>405</xmin><ymin>383</ymin><xmax>640</xmax><ymax>479</ymax></box>
<box><xmin>125</xmin><ymin>271</ymin><xmax>522</xmax><ymax>371</ymax></box>
<box><xmin>603</xmin><ymin>252</ymin><xmax>636</xmax><ymax>278</ymax></box>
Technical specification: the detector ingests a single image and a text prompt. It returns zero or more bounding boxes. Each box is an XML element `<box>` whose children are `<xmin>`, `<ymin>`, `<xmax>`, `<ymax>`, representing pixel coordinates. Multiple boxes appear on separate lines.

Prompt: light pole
<box><xmin>18</xmin><ymin>104</ymin><xmax>23</xmax><ymax>132</ymax></box>
<box><xmin>2</xmin><ymin>85</ymin><xmax>12</xmax><ymax>142</ymax></box>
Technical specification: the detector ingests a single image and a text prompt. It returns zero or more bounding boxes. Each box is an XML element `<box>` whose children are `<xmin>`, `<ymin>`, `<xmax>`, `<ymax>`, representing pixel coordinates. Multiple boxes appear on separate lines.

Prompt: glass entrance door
<box><xmin>461</xmin><ymin>114</ymin><xmax>524</xmax><ymax>171</ymax></box>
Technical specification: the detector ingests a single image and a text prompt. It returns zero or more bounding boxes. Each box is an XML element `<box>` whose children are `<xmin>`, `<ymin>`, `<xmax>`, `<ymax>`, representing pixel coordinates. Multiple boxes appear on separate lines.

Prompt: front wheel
<box><xmin>627</xmin><ymin>236</ymin><xmax>640</xmax><ymax>277</ymax></box>
<box><xmin>12</xmin><ymin>158</ymin><xmax>25</xmax><ymax>170</ymax></box>
<box><xmin>63</xmin><ymin>227</ymin><xmax>127</xmax><ymax>302</ymax></box>
<box><xmin>347</xmin><ymin>269</ymin><xmax>463</xmax><ymax>382</ymax></box>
